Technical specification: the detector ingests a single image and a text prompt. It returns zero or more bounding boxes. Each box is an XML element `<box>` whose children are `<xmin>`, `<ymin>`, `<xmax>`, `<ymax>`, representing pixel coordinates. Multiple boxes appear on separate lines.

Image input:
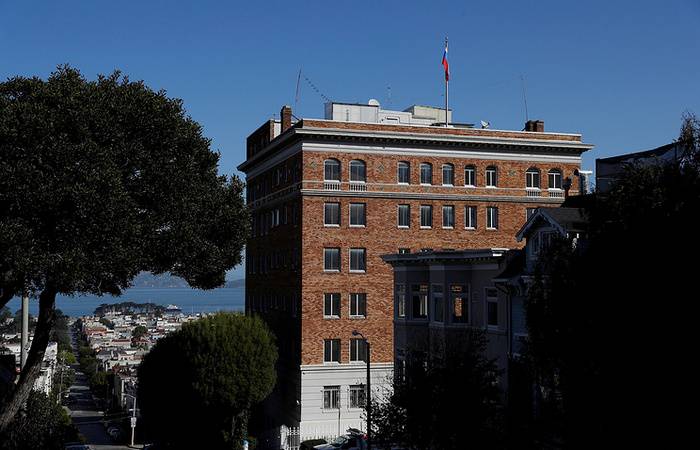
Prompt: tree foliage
<box><xmin>132</xmin><ymin>324</ymin><xmax>148</xmax><ymax>340</ymax></box>
<box><xmin>0</xmin><ymin>66</ymin><xmax>248</xmax><ymax>429</ymax></box>
<box><xmin>372</xmin><ymin>329</ymin><xmax>502</xmax><ymax>449</ymax></box>
<box><xmin>524</xmin><ymin>113</ymin><xmax>700</xmax><ymax>447</ymax></box>
<box><xmin>0</xmin><ymin>390</ymin><xmax>77</xmax><ymax>450</ymax></box>
<box><xmin>138</xmin><ymin>313</ymin><xmax>277</xmax><ymax>449</ymax></box>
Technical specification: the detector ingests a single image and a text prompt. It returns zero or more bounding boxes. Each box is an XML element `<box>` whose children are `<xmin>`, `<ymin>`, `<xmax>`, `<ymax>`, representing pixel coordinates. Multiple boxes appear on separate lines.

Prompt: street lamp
<box><xmin>352</xmin><ymin>330</ymin><xmax>371</xmax><ymax>449</ymax></box>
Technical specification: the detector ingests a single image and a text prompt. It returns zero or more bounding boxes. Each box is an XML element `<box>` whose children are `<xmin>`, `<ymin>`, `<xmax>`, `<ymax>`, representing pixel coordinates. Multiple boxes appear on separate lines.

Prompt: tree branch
<box><xmin>0</xmin><ymin>285</ymin><xmax>57</xmax><ymax>432</ymax></box>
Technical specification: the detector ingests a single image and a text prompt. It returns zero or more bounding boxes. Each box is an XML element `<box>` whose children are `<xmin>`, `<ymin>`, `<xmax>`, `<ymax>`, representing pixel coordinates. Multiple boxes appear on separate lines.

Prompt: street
<box><xmin>67</xmin><ymin>327</ymin><xmax>142</xmax><ymax>450</ymax></box>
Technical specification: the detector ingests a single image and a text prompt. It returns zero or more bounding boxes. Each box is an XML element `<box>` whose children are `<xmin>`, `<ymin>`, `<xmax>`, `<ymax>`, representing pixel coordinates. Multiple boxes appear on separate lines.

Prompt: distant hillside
<box><xmin>130</xmin><ymin>272</ymin><xmax>244</xmax><ymax>289</ymax></box>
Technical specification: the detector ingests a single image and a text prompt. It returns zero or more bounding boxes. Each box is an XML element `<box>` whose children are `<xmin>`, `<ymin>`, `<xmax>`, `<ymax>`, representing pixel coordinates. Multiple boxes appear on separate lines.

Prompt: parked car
<box><xmin>64</xmin><ymin>444</ymin><xmax>91</xmax><ymax>450</ymax></box>
<box><xmin>314</xmin><ymin>429</ymin><xmax>367</xmax><ymax>450</ymax></box>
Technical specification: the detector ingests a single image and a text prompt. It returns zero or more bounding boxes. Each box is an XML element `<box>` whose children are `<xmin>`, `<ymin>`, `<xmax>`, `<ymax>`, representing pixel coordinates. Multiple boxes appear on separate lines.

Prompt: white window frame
<box><xmin>397</xmin><ymin>161</ymin><xmax>410</xmax><ymax>184</ymax></box>
<box><xmin>442</xmin><ymin>164</ymin><xmax>454</xmax><ymax>186</ymax></box>
<box><xmin>349</xmin><ymin>384</ymin><xmax>366</xmax><ymax>409</ymax></box>
<box><xmin>349</xmin><ymin>203</ymin><xmax>366</xmax><ymax>227</ymax></box>
<box><xmin>349</xmin><ymin>160</ymin><xmax>367</xmax><ymax>183</ymax></box>
<box><xmin>396</xmin><ymin>284</ymin><xmax>406</xmax><ymax>318</ymax></box>
<box><xmin>464</xmin><ymin>166</ymin><xmax>476</xmax><ymax>187</ymax></box>
<box><xmin>442</xmin><ymin>205</ymin><xmax>455</xmax><ymax>229</ymax></box>
<box><xmin>349</xmin><ymin>248</ymin><xmax>366</xmax><ymax>273</ymax></box>
<box><xmin>323</xmin><ymin>293</ymin><xmax>341</xmax><ymax>318</ymax></box>
<box><xmin>324</xmin><ymin>159</ymin><xmax>341</xmax><ymax>182</ymax></box>
<box><xmin>323</xmin><ymin>339</ymin><xmax>340</xmax><ymax>364</ymax></box>
<box><xmin>420</xmin><ymin>205</ymin><xmax>432</xmax><ymax>228</ymax></box>
<box><xmin>486</xmin><ymin>206</ymin><xmax>499</xmax><ymax>230</ymax></box>
<box><xmin>526</xmin><ymin>168</ymin><xmax>541</xmax><ymax>189</ymax></box>
<box><xmin>323</xmin><ymin>385</ymin><xmax>340</xmax><ymax>409</ymax></box>
<box><xmin>420</xmin><ymin>163</ymin><xmax>432</xmax><ymax>185</ymax></box>
<box><xmin>349</xmin><ymin>293</ymin><xmax>367</xmax><ymax>318</ymax></box>
<box><xmin>397</xmin><ymin>204</ymin><xmax>410</xmax><ymax>228</ymax></box>
<box><xmin>485</xmin><ymin>167</ymin><xmax>497</xmax><ymax>188</ymax></box>
<box><xmin>548</xmin><ymin>169</ymin><xmax>562</xmax><ymax>190</ymax></box>
<box><xmin>349</xmin><ymin>338</ymin><xmax>367</xmax><ymax>363</ymax></box>
<box><xmin>323</xmin><ymin>248</ymin><xmax>340</xmax><ymax>272</ymax></box>
<box><xmin>324</xmin><ymin>202</ymin><xmax>340</xmax><ymax>227</ymax></box>
<box><xmin>465</xmin><ymin>205</ymin><xmax>477</xmax><ymax>229</ymax></box>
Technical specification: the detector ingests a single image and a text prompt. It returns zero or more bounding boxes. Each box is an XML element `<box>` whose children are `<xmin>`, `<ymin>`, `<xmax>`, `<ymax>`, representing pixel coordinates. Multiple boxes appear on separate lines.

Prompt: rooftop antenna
<box><xmin>386</xmin><ymin>85</ymin><xmax>392</xmax><ymax>109</ymax></box>
<box><xmin>294</xmin><ymin>68</ymin><xmax>302</xmax><ymax>113</ymax></box>
<box><xmin>303</xmin><ymin>73</ymin><xmax>332</xmax><ymax>104</ymax></box>
<box><xmin>520</xmin><ymin>74</ymin><xmax>529</xmax><ymax>123</ymax></box>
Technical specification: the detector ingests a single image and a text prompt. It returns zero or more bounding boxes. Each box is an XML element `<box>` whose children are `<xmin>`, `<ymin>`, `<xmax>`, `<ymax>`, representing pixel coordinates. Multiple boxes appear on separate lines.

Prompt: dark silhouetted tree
<box><xmin>525</xmin><ymin>113</ymin><xmax>699</xmax><ymax>448</ymax></box>
<box><xmin>138</xmin><ymin>313</ymin><xmax>277</xmax><ymax>450</ymax></box>
<box><xmin>0</xmin><ymin>66</ymin><xmax>248</xmax><ymax>429</ymax></box>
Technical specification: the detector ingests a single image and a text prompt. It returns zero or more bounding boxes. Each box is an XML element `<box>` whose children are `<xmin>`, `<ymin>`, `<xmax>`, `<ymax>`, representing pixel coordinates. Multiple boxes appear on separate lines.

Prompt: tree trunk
<box><xmin>0</xmin><ymin>286</ymin><xmax>57</xmax><ymax>432</ymax></box>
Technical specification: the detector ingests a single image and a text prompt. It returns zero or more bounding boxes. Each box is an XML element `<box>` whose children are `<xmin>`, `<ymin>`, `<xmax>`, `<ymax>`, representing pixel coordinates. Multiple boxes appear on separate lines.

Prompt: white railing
<box><xmin>323</xmin><ymin>181</ymin><xmax>341</xmax><ymax>191</ymax></box>
<box><xmin>548</xmin><ymin>189</ymin><xmax>564</xmax><ymax>198</ymax></box>
<box><xmin>525</xmin><ymin>189</ymin><xmax>541</xmax><ymax>197</ymax></box>
<box><xmin>349</xmin><ymin>182</ymin><xmax>367</xmax><ymax>192</ymax></box>
<box><xmin>281</xmin><ymin>425</ymin><xmax>338</xmax><ymax>450</ymax></box>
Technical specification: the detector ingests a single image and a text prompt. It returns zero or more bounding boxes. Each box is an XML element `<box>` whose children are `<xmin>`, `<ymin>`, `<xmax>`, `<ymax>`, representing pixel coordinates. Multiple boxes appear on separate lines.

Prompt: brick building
<box><xmin>238</xmin><ymin>100</ymin><xmax>592</xmax><ymax>437</ymax></box>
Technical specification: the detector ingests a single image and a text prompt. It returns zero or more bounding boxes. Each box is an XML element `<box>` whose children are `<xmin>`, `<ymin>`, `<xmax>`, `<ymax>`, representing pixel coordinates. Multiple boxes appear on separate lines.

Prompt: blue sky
<box><xmin>2</xmin><ymin>0</ymin><xmax>699</xmax><ymax>278</ymax></box>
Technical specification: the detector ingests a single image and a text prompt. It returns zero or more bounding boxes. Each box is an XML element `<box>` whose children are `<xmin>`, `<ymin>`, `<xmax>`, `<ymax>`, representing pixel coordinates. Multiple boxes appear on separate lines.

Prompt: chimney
<box><xmin>280</xmin><ymin>105</ymin><xmax>292</xmax><ymax>133</ymax></box>
<box><xmin>525</xmin><ymin>120</ymin><xmax>545</xmax><ymax>132</ymax></box>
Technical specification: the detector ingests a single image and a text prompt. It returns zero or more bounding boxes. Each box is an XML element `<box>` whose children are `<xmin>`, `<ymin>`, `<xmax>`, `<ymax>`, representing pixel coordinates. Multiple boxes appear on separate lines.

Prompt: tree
<box><xmin>372</xmin><ymin>329</ymin><xmax>502</xmax><ymax>449</ymax></box>
<box><xmin>138</xmin><ymin>313</ymin><xmax>277</xmax><ymax>449</ymax></box>
<box><xmin>524</xmin><ymin>113</ymin><xmax>700</xmax><ymax>447</ymax></box>
<box><xmin>0</xmin><ymin>390</ymin><xmax>78</xmax><ymax>450</ymax></box>
<box><xmin>131</xmin><ymin>324</ymin><xmax>148</xmax><ymax>340</ymax></box>
<box><xmin>0</xmin><ymin>66</ymin><xmax>249</xmax><ymax>430</ymax></box>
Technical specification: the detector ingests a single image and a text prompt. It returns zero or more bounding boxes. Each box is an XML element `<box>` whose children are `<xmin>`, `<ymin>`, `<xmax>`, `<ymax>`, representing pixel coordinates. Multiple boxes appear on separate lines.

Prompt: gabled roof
<box><xmin>516</xmin><ymin>207</ymin><xmax>588</xmax><ymax>242</ymax></box>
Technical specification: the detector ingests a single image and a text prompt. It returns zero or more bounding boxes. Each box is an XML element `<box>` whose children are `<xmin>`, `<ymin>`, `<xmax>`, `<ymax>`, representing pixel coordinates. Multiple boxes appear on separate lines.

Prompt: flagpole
<box><xmin>445</xmin><ymin>37</ymin><xmax>449</xmax><ymax>127</ymax></box>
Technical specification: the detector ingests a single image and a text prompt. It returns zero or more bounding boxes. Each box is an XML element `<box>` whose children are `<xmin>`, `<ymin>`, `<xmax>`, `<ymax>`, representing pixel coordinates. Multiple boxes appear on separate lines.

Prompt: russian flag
<box><xmin>442</xmin><ymin>42</ymin><xmax>449</xmax><ymax>82</ymax></box>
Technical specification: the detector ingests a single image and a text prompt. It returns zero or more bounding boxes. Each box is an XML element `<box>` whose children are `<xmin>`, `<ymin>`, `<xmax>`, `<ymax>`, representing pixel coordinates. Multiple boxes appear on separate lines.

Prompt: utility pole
<box><xmin>126</xmin><ymin>393</ymin><xmax>137</xmax><ymax>447</ymax></box>
<box><xmin>57</xmin><ymin>351</ymin><xmax>65</xmax><ymax>402</ymax></box>
<box><xmin>20</xmin><ymin>290</ymin><xmax>29</xmax><ymax>368</ymax></box>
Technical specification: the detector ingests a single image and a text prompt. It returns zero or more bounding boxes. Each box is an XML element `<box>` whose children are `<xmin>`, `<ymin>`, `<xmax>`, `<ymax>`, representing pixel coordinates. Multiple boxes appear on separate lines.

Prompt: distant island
<box><xmin>130</xmin><ymin>272</ymin><xmax>245</xmax><ymax>289</ymax></box>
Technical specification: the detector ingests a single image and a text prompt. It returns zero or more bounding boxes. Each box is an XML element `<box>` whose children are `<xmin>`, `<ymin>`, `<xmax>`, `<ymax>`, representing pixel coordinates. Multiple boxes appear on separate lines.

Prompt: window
<box><xmin>432</xmin><ymin>284</ymin><xmax>444</xmax><ymax>322</ymax></box>
<box><xmin>442</xmin><ymin>205</ymin><xmax>455</xmax><ymax>229</ymax></box>
<box><xmin>486</xmin><ymin>206</ymin><xmax>499</xmax><ymax>229</ymax></box>
<box><xmin>398</xmin><ymin>248</ymin><xmax>411</xmax><ymax>254</ymax></box>
<box><xmin>396</xmin><ymin>284</ymin><xmax>406</xmax><ymax>318</ymax></box>
<box><xmin>350</xmin><ymin>338</ymin><xmax>367</xmax><ymax>362</ymax></box>
<box><xmin>486</xmin><ymin>288</ymin><xmax>498</xmax><ymax>328</ymax></box>
<box><xmin>324</xmin><ymin>248</ymin><xmax>340</xmax><ymax>271</ymax></box>
<box><xmin>323</xmin><ymin>385</ymin><xmax>340</xmax><ymax>409</ymax></box>
<box><xmin>485</xmin><ymin>166</ymin><xmax>497</xmax><ymax>187</ymax></box>
<box><xmin>548</xmin><ymin>169</ymin><xmax>562</xmax><ymax>189</ymax></box>
<box><xmin>349</xmin><ymin>203</ymin><xmax>366</xmax><ymax>227</ymax></box>
<box><xmin>398</xmin><ymin>161</ymin><xmax>410</xmax><ymax>184</ymax></box>
<box><xmin>442</xmin><ymin>164</ymin><xmax>454</xmax><ymax>186</ymax></box>
<box><xmin>526</xmin><ymin>207</ymin><xmax>537</xmax><ymax>220</ymax></box>
<box><xmin>464</xmin><ymin>165</ymin><xmax>476</xmax><ymax>187</ymax></box>
<box><xmin>349</xmin><ymin>293</ymin><xmax>367</xmax><ymax>317</ymax></box>
<box><xmin>324</xmin><ymin>203</ymin><xmax>340</xmax><ymax>226</ymax></box>
<box><xmin>324</xmin><ymin>293</ymin><xmax>340</xmax><ymax>317</ymax></box>
<box><xmin>349</xmin><ymin>160</ymin><xmax>366</xmax><ymax>183</ymax></box>
<box><xmin>349</xmin><ymin>385</ymin><xmax>366</xmax><ymax>408</ymax></box>
<box><xmin>324</xmin><ymin>339</ymin><xmax>340</xmax><ymax>363</ymax></box>
<box><xmin>451</xmin><ymin>285</ymin><xmax>468</xmax><ymax>323</ymax></box>
<box><xmin>349</xmin><ymin>248</ymin><xmax>366</xmax><ymax>272</ymax></box>
<box><xmin>324</xmin><ymin>159</ymin><xmax>340</xmax><ymax>181</ymax></box>
<box><xmin>412</xmin><ymin>284</ymin><xmax>429</xmax><ymax>319</ymax></box>
<box><xmin>420</xmin><ymin>163</ymin><xmax>432</xmax><ymax>184</ymax></box>
<box><xmin>420</xmin><ymin>205</ymin><xmax>433</xmax><ymax>228</ymax></box>
<box><xmin>398</xmin><ymin>204</ymin><xmax>410</xmax><ymax>228</ymax></box>
<box><xmin>526</xmin><ymin>168</ymin><xmax>540</xmax><ymax>189</ymax></box>
<box><xmin>465</xmin><ymin>206</ymin><xmax>477</xmax><ymax>229</ymax></box>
